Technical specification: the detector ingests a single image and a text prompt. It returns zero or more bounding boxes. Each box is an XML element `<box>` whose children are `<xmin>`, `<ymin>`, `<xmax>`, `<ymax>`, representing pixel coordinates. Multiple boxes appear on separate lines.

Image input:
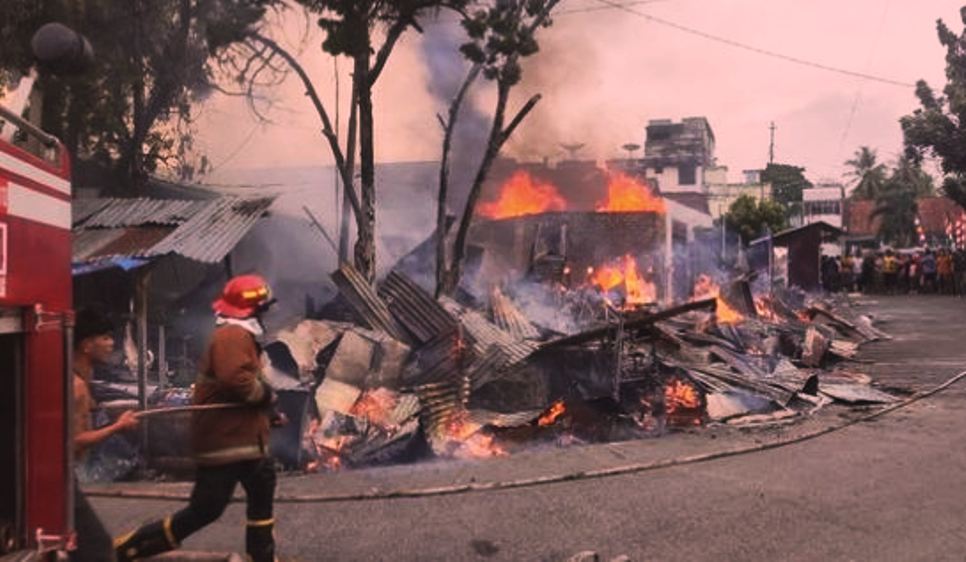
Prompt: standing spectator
<box><xmin>881</xmin><ymin>250</ymin><xmax>899</xmax><ymax>294</ymax></box>
<box><xmin>955</xmin><ymin>249</ymin><xmax>966</xmax><ymax>296</ymax></box>
<box><xmin>860</xmin><ymin>251</ymin><xmax>875</xmax><ymax>293</ymax></box>
<box><xmin>821</xmin><ymin>255</ymin><xmax>840</xmax><ymax>293</ymax></box>
<box><xmin>921</xmin><ymin>249</ymin><xmax>938</xmax><ymax>294</ymax></box>
<box><xmin>897</xmin><ymin>253</ymin><xmax>910</xmax><ymax>293</ymax></box>
<box><xmin>908</xmin><ymin>252</ymin><xmax>921</xmax><ymax>294</ymax></box>
<box><xmin>840</xmin><ymin>254</ymin><xmax>854</xmax><ymax>292</ymax></box>
<box><xmin>937</xmin><ymin>249</ymin><xmax>955</xmax><ymax>294</ymax></box>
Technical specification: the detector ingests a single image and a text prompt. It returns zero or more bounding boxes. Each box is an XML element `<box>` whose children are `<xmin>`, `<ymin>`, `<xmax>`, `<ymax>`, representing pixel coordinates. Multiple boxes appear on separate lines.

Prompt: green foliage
<box><xmin>844</xmin><ymin>146</ymin><xmax>888</xmax><ymax>200</ymax></box>
<box><xmin>0</xmin><ymin>0</ymin><xmax>276</xmax><ymax>190</ymax></box>
<box><xmin>873</xmin><ymin>156</ymin><xmax>933</xmax><ymax>246</ymax></box>
<box><xmin>760</xmin><ymin>163</ymin><xmax>812</xmax><ymax>218</ymax></box>
<box><xmin>459</xmin><ymin>0</ymin><xmax>557</xmax><ymax>86</ymax></box>
<box><xmin>901</xmin><ymin>7</ymin><xmax>966</xmax><ymax>210</ymax></box>
<box><xmin>724</xmin><ymin>194</ymin><xmax>787</xmax><ymax>243</ymax></box>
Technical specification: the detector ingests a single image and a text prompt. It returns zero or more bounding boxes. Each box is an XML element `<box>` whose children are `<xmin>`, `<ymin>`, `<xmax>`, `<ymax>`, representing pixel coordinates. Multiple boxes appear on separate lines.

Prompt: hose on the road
<box><xmin>89</xmin><ymin>370</ymin><xmax>966</xmax><ymax>504</ymax></box>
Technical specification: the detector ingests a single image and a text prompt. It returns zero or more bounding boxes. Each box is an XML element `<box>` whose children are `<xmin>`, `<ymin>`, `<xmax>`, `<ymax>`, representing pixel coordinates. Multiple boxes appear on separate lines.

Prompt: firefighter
<box><xmin>114</xmin><ymin>275</ymin><xmax>280</xmax><ymax>562</ymax></box>
<box><xmin>72</xmin><ymin>308</ymin><xmax>140</xmax><ymax>561</ymax></box>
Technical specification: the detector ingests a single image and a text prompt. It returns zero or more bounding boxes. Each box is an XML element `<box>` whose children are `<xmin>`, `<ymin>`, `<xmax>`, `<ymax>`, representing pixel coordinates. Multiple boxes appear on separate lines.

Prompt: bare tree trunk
<box><xmin>355</xmin><ymin>50</ymin><xmax>377</xmax><ymax>281</ymax></box>
<box><xmin>339</xmin><ymin>79</ymin><xmax>358</xmax><ymax>264</ymax></box>
<box><xmin>248</xmin><ymin>33</ymin><xmax>362</xmax><ymax>222</ymax></box>
<box><xmin>442</xmin><ymin>87</ymin><xmax>541</xmax><ymax>295</ymax></box>
<box><xmin>435</xmin><ymin>64</ymin><xmax>482</xmax><ymax>298</ymax></box>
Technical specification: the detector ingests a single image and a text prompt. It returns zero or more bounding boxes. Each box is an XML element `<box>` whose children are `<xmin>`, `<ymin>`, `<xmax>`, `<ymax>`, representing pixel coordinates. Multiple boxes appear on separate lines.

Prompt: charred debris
<box><xmin>235</xmin><ymin>259</ymin><xmax>895</xmax><ymax>473</ymax></box>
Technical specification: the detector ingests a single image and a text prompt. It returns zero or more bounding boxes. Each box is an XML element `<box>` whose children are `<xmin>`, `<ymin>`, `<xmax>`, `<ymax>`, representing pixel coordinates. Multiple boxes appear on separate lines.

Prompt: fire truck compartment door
<box><xmin>0</xmin><ymin>308</ymin><xmax>23</xmax><ymax>334</ymax></box>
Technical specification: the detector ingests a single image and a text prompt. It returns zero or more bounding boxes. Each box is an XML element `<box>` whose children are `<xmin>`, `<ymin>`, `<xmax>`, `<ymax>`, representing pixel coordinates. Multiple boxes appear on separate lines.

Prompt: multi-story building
<box><xmin>802</xmin><ymin>183</ymin><xmax>845</xmax><ymax>228</ymax></box>
<box><xmin>705</xmin><ymin>167</ymin><xmax>772</xmax><ymax>219</ymax></box>
<box><xmin>641</xmin><ymin>118</ymin><xmax>769</xmax><ymax>218</ymax></box>
<box><xmin>641</xmin><ymin>117</ymin><xmax>716</xmax><ymax>193</ymax></box>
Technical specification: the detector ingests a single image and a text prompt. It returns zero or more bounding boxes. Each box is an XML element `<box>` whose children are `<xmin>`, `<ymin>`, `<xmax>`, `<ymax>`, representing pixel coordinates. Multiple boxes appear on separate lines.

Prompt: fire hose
<box><xmin>133</xmin><ymin>404</ymin><xmax>246</xmax><ymax>418</ymax></box>
<box><xmin>90</xmin><ymin>369</ymin><xmax>966</xmax><ymax>504</ymax></box>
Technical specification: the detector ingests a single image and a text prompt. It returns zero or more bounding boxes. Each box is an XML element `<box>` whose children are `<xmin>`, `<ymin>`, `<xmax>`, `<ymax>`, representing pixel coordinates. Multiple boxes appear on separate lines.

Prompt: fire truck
<box><xmin>0</xmin><ymin>24</ymin><xmax>92</xmax><ymax>559</ymax></box>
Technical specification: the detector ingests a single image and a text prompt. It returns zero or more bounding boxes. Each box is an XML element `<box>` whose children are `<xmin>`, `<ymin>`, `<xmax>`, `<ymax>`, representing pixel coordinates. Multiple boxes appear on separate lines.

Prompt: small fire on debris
<box><xmin>754</xmin><ymin>296</ymin><xmax>781</xmax><ymax>323</ymax></box>
<box><xmin>479</xmin><ymin>170</ymin><xmax>567</xmax><ymax>219</ymax></box>
<box><xmin>664</xmin><ymin>378</ymin><xmax>702</xmax><ymax>426</ymax></box>
<box><xmin>442</xmin><ymin>412</ymin><xmax>507</xmax><ymax>459</ymax></box>
<box><xmin>589</xmin><ymin>255</ymin><xmax>657</xmax><ymax>306</ymax></box>
<box><xmin>538</xmin><ymin>400</ymin><xmax>567</xmax><ymax>427</ymax></box>
<box><xmin>595</xmin><ymin>171</ymin><xmax>666</xmax><ymax>213</ymax></box>
<box><xmin>693</xmin><ymin>274</ymin><xmax>744</xmax><ymax>324</ymax></box>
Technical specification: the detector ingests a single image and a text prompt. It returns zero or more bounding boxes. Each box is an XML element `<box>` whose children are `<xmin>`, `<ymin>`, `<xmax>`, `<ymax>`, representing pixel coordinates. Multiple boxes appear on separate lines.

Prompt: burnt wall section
<box><xmin>469</xmin><ymin>211</ymin><xmax>666</xmax><ymax>282</ymax></box>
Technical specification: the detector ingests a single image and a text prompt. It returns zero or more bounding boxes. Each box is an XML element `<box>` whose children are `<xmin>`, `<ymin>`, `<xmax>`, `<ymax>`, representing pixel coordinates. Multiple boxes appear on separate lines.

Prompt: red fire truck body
<box><xmin>0</xmin><ymin>109</ymin><xmax>75</xmax><ymax>555</ymax></box>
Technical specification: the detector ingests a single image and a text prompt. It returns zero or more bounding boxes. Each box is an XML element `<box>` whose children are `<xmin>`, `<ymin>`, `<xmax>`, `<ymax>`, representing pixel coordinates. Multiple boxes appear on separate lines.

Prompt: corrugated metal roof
<box><xmin>80</xmin><ymin>198</ymin><xmax>208</xmax><ymax>228</ymax></box>
<box><xmin>378</xmin><ymin>271</ymin><xmax>458</xmax><ymax>344</ymax></box>
<box><xmin>72</xmin><ymin>196</ymin><xmax>275</xmax><ymax>267</ymax></box>
<box><xmin>73</xmin><ymin>198</ymin><xmax>113</xmax><ymax>225</ymax></box>
<box><xmin>149</xmin><ymin>197</ymin><xmax>273</xmax><ymax>263</ymax></box>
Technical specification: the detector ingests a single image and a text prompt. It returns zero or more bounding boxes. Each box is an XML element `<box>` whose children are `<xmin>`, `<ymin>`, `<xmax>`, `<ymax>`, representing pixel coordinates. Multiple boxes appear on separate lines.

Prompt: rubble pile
<box><xmin>263</xmin><ymin>264</ymin><xmax>895</xmax><ymax>473</ymax></box>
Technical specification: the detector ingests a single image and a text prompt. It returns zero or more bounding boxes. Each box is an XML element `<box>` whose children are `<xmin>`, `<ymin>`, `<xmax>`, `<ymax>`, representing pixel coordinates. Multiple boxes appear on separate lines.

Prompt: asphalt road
<box><xmin>92</xmin><ymin>295</ymin><xmax>966</xmax><ymax>561</ymax></box>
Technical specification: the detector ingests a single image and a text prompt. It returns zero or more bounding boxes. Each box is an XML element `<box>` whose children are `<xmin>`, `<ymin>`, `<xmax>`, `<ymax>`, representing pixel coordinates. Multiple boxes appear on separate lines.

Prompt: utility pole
<box><xmin>768</xmin><ymin>121</ymin><xmax>776</xmax><ymax>164</ymax></box>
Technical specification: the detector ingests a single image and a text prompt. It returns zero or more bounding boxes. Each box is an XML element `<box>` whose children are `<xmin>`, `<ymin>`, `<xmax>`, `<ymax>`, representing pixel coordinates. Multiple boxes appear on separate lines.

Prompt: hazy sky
<box><xmin>198</xmin><ymin>0</ymin><xmax>964</xmax><ymax>184</ymax></box>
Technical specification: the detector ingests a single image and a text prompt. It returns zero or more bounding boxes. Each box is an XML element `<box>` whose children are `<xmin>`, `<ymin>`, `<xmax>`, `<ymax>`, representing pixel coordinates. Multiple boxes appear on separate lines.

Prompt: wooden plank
<box><xmin>536</xmin><ymin>298</ymin><xmax>716</xmax><ymax>352</ymax></box>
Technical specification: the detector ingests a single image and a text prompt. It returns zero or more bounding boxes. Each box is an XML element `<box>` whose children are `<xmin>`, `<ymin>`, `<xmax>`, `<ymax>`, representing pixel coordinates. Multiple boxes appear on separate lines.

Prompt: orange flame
<box><xmin>349</xmin><ymin>389</ymin><xmax>398</xmax><ymax>430</ymax></box>
<box><xmin>693</xmin><ymin>274</ymin><xmax>744</xmax><ymax>324</ymax></box>
<box><xmin>596</xmin><ymin>171</ymin><xmax>665</xmax><ymax>213</ymax></box>
<box><xmin>443</xmin><ymin>412</ymin><xmax>507</xmax><ymax>458</ymax></box>
<box><xmin>538</xmin><ymin>400</ymin><xmax>566</xmax><ymax>427</ymax></box>
<box><xmin>665</xmin><ymin>378</ymin><xmax>701</xmax><ymax>423</ymax></box>
<box><xmin>479</xmin><ymin>171</ymin><xmax>567</xmax><ymax>219</ymax></box>
<box><xmin>590</xmin><ymin>255</ymin><xmax>657</xmax><ymax>306</ymax></box>
<box><xmin>754</xmin><ymin>296</ymin><xmax>781</xmax><ymax>323</ymax></box>
<box><xmin>665</xmin><ymin>379</ymin><xmax>700</xmax><ymax>413</ymax></box>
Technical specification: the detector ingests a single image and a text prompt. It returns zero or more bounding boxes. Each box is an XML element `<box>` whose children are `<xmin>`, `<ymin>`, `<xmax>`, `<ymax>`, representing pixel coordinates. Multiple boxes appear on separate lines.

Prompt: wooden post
<box><xmin>157</xmin><ymin>324</ymin><xmax>166</xmax><ymax>392</ymax></box>
<box><xmin>135</xmin><ymin>270</ymin><xmax>151</xmax><ymax>462</ymax></box>
<box><xmin>664</xmin><ymin>212</ymin><xmax>674</xmax><ymax>305</ymax></box>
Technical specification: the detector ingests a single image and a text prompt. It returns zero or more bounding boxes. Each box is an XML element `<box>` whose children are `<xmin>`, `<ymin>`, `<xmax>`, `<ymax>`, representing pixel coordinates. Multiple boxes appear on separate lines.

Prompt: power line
<box><xmin>591</xmin><ymin>0</ymin><xmax>915</xmax><ymax>88</ymax></box>
<box><xmin>837</xmin><ymin>0</ymin><xmax>894</xmax><ymax>158</ymax></box>
<box><xmin>557</xmin><ymin>0</ymin><xmax>670</xmax><ymax>15</ymax></box>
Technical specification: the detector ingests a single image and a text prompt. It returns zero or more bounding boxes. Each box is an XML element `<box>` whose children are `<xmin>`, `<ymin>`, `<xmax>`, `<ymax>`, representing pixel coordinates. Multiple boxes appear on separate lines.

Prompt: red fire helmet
<box><xmin>212</xmin><ymin>274</ymin><xmax>273</xmax><ymax>319</ymax></box>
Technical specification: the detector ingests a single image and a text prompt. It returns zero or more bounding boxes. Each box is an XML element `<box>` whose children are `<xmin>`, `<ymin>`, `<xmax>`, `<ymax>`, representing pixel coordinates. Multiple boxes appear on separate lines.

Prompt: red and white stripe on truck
<box><xmin>0</xmin><ymin>130</ymin><xmax>74</xmax><ymax>554</ymax></box>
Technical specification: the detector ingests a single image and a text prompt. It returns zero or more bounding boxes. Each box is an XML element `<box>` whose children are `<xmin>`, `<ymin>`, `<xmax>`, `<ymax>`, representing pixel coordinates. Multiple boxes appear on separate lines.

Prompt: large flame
<box><xmin>479</xmin><ymin>171</ymin><xmax>567</xmax><ymax>219</ymax></box>
<box><xmin>693</xmin><ymin>274</ymin><xmax>744</xmax><ymax>324</ymax></box>
<box><xmin>590</xmin><ymin>255</ymin><xmax>657</xmax><ymax>306</ymax></box>
<box><xmin>596</xmin><ymin>171</ymin><xmax>665</xmax><ymax>213</ymax></box>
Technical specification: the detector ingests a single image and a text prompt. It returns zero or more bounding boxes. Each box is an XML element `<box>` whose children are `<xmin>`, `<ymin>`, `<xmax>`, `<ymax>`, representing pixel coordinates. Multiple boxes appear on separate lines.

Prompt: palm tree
<box><xmin>891</xmin><ymin>155</ymin><xmax>934</xmax><ymax>197</ymax></box>
<box><xmin>872</xmin><ymin>158</ymin><xmax>930</xmax><ymax>246</ymax></box>
<box><xmin>845</xmin><ymin>146</ymin><xmax>888</xmax><ymax>200</ymax></box>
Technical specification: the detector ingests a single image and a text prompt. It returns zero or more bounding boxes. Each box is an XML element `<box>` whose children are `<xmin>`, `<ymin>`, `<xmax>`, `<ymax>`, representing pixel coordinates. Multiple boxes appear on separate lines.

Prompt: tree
<box><xmin>760</xmin><ymin>163</ymin><xmax>812</xmax><ymax>219</ymax></box>
<box><xmin>723</xmin><ymin>194</ymin><xmax>787</xmax><ymax>243</ymax></box>
<box><xmin>872</xmin><ymin>157</ymin><xmax>933</xmax><ymax>246</ymax></box>
<box><xmin>901</xmin><ymin>7</ymin><xmax>966</xmax><ymax>211</ymax></box>
<box><xmin>0</xmin><ymin>0</ymin><xmax>279</xmax><ymax>192</ymax></box>
<box><xmin>435</xmin><ymin>0</ymin><xmax>561</xmax><ymax>297</ymax></box>
<box><xmin>844</xmin><ymin>146</ymin><xmax>887</xmax><ymax>200</ymax></box>
<box><xmin>288</xmin><ymin>0</ymin><xmax>471</xmax><ymax>281</ymax></box>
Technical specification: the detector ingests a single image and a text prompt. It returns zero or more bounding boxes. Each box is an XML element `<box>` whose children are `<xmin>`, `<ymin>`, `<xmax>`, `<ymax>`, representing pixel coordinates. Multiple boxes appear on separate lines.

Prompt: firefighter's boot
<box><xmin>113</xmin><ymin>517</ymin><xmax>178</xmax><ymax>561</ymax></box>
<box><xmin>245</xmin><ymin>518</ymin><xmax>276</xmax><ymax>562</ymax></box>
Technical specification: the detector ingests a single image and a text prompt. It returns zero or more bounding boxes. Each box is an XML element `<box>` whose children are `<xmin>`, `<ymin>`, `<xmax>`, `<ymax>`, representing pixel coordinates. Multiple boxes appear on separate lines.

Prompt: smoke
<box><xmin>419</xmin><ymin>20</ymin><xmax>492</xmax><ymax>212</ymax></box>
<box><xmin>499</xmin><ymin>10</ymin><xmax>623</xmax><ymax>163</ymax></box>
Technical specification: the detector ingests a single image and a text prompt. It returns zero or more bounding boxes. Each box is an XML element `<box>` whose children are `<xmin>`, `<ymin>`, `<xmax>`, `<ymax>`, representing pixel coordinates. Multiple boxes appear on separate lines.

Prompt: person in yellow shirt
<box><xmin>882</xmin><ymin>250</ymin><xmax>899</xmax><ymax>294</ymax></box>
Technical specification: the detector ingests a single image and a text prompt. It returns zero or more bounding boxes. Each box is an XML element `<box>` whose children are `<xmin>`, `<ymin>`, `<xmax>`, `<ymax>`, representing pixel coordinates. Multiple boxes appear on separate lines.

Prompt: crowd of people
<box><xmin>821</xmin><ymin>248</ymin><xmax>966</xmax><ymax>295</ymax></box>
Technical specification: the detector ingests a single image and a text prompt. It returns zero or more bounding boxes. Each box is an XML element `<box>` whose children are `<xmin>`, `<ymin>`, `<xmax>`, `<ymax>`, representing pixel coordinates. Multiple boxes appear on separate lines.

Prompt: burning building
<box><xmin>471</xmin><ymin>164</ymin><xmax>711</xmax><ymax>304</ymax></box>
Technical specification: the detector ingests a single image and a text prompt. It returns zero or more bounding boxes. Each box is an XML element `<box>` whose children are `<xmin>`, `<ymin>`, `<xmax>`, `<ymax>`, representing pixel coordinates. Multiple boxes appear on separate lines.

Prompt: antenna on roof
<box><xmin>560</xmin><ymin>143</ymin><xmax>585</xmax><ymax>160</ymax></box>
